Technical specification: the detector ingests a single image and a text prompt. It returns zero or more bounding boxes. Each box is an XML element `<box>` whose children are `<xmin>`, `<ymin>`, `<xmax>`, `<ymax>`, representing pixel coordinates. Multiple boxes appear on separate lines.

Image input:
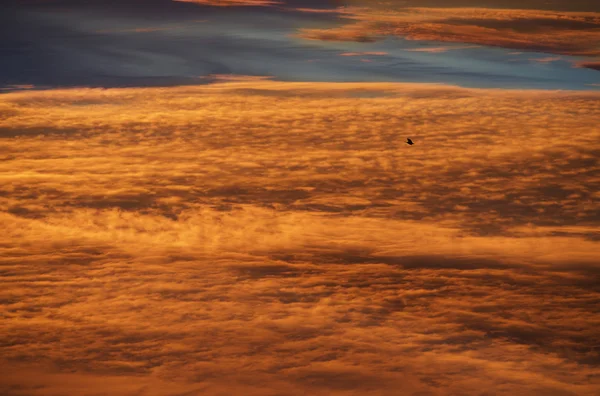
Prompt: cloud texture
<box><xmin>298</xmin><ymin>6</ymin><xmax>600</xmax><ymax>70</ymax></box>
<box><xmin>1</xmin><ymin>80</ymin><xmax>599</xmax><ymax>395</ymax></box>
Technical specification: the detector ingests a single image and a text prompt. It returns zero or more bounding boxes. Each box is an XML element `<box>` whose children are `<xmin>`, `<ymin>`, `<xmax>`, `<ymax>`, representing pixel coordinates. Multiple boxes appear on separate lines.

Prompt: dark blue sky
<box><xmin>1</xmin><ymin>0</ymin><xmax>599</xmax><ymax>90</ymax></box>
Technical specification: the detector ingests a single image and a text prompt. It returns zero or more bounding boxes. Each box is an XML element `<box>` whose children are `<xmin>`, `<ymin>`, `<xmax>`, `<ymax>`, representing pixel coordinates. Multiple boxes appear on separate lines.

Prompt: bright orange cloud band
<box><xmin>1</xmin><ymin>80</ymin><xmax>599</xmax><ymax>395</ymax></box>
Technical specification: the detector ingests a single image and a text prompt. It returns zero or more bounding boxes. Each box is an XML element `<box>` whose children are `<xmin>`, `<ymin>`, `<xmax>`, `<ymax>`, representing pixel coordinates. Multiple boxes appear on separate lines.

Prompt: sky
<box><xmin>1</xmin><ymin>1</ymin><xmax>600</xmax><ymax>396</ymax></box>
<box><xmin>1</xmin><ymin>0</ymin><xmax>600</xmax><ymax>89</ymax></box>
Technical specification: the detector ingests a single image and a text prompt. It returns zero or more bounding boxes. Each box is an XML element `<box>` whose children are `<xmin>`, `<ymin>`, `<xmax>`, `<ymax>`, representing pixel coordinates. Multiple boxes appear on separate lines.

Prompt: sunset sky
<box><xmin>1</xmin><ymin>1</ymin><xmax>599</xmax><ymax>396</ymax></box>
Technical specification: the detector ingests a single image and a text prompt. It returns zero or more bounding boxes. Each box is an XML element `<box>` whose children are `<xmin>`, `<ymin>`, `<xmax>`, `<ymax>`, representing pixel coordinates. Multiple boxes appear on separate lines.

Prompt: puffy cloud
<box><xmin>1</xmin><ymin>80</ymin><xmax>599</xmax><ymax>395</ymax></box>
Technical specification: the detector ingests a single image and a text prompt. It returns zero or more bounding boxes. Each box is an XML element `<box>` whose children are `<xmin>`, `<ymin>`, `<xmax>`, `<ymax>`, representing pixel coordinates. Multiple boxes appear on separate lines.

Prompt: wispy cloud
<box><xmin>293</xmin><ymin>7</ymin><xmax>344</xmax><ymax>14</ymax></box>
<box><xmin>575</xmin><ymin>60</ymin><xmax>600</xmax><ymax>71</ymax></box>
<box><xmin>296</xmin><ymin>7</ymin><xmax>600</xmax><ymax>70</ymax></box>
<box><xmin>339</xmin><ymin>51</ymin><xmax>388</xmax><ymax>56</ymax></box>
<box><xmin>174</xmin><ymin>0</ymin><xmax>282</xmax><ymax>6</ymax></box>
<box><xmin>405</xmin><ymin>45</ymin><xmax>480</xmax><ymax>53</ymax></box>
<box><xmin>0</xmin><ymin>84</ymin><xmax>35</xmax><ymax>91</ymax></box>
<box><xmin>529</xmin><ymin>56</ymin><xmax>563</xmax><ymax>63</ymax></box>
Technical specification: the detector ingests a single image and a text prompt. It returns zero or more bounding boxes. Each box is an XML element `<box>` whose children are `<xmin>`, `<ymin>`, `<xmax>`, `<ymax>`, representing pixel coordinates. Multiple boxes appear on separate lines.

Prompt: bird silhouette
<box><xmin>406</xmin><ymin>138</ymin><xmax>414</xmax><ymax>145</ymax></box>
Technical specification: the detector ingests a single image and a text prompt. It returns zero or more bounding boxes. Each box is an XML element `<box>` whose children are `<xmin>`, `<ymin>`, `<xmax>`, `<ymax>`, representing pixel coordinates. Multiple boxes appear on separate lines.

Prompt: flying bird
<box><xmin>406</xmin><ymin>138</ymin><xmax>414</xmax><ymax>145</ymax></box>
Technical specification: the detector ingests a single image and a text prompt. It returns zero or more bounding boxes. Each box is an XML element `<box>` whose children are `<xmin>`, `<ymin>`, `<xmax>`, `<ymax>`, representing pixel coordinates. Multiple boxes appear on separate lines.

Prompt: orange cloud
<box><xmin>529</xmin><ymin>56</ymin><xmax>563</xmax><ymax>63</ymax></box>
<box><xmin>1</xmin><ymin>80</ymin><xmax>599</xmax><ymax>395</ymax></box>
<box><xmin>575</xmin><ymin>60</ymin><xmax>600</xmax><ymax>70</ymax></box>
<box><xmin>0</xmin><ymin>84</ymin><xmax>36</xmax><ymax>91</ymax></box>
<box><xmin>201</xmin><ymin>73</ymin><xmax>275</xmax><ymax>81</ymax></box>
<box><xmin>339</xmin><ymin>51</ymin><xmax>388</xmax><ymax>56</ymax></box>
<box><xmin>293</xmin><ymin>8</ymin><xmax>343</xmax><ymax>14</ymax></box>
<box><xmin>296</xmin><ymin>7</ymin><xmax>600</xmax><ymax>69</ymax></box>
<box><xmin>405</xmin><ymin>45</ymin><xmax>479</xmax><ymax>53</ymax></box>
<box><xmin>406</xmin><ymin>47</ymin><xmax>453</xmax><ymax>53</ymax></box>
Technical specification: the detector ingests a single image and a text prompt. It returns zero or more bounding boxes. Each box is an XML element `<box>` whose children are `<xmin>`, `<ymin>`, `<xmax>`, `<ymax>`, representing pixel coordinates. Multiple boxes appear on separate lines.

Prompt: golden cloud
<box><xmin>297</xmin><ymin>7</ymin><xmax>600</xmax><ymax>68</ymax></box>
<box><xmin>1</xmin><ymin>80</ymin><xmax>599</xmax><ymax>395</ymax></box>
<box><xmin>339</xmin><ymin>51</ymin><xmax>388</xmax><ymax>56</ymax></box>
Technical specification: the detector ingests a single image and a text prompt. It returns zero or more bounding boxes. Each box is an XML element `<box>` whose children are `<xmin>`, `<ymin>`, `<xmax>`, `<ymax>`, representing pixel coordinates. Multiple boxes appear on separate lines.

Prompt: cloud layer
<box><xmin>1</xmin><ymin>80</ymin><xmax>599</xmax><ymax>395</ymax></box>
